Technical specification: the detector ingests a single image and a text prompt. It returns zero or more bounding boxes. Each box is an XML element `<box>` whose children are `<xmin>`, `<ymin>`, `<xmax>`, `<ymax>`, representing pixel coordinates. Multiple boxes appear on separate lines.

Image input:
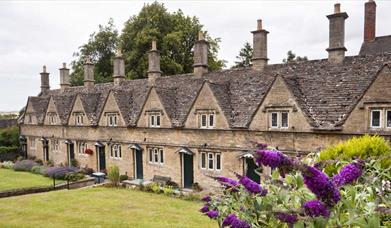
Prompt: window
<box><xmin>199</xmin><ymin>113</ymin><xmax>215</xmax><ymax>129</ymax></box>
<box><xmin>387</xmin><ymin>110</ymin><xmax>391</xmax><ymax>128</ymax></box>
<box><xmin>201</xmin><ymin>152</ymin><xmax>221</xmax><ymax>171</ymax></box>
<box><xmin>29</xmin><ymin>138</ymin><xmax>36</xmax><ymax>149</ymax></box>
<box><xmin>149</xmin><ymin>113</ymin><xmax>161</xmax><ymax>127</ymax></box>
<box><xmin>75</xmin><ymin>113</ymin><xmax>84</xmax><ymax>126</ymax></box>
<box><xmin>148</xmin><ymin>147</ymin><xmax>164</xmax><ymax>164</ymax></box>
<box><xmin>270</xmin><ymin>111</ymin><xmax>289</xmax><ymax>129</ymax></box>
<box><xmin>370</xmin><ymin>110</ymin><xmax>381</xmax><ymax>128</ymax></box>
<box><xmin>110</xmin><ymin>144</ymin><xmax>122</xmax><ymax>159</ymax></box>
<box><xmin>27</xmin><ymin>114</ymin><xmax>32</xmax><ymax>124</ymax></box>
<box><xmin>52</xmin><ymin>139</ymin><xmax>59</xmax><ymax>152</ymax></box>
<box><xmin>78</xmin><ymin>142</ymin><xmax>87</xmax><ymax>154</ymax></box>
<box><xmin>200</xmin><ymin>152</ymin><xmax>206</xmax><ymax>169</ymax></box>
<box><xmin>271</xmin><ymin>112</ymin><xmax>278</xmax><ymax>128</ymax></box>
<box><xmin>49</xmin><ymin>113</ymin><xmax>57</xmax><ymax>125</ymax></box>
<box><xmin>107</xmin><ymin>113</ymin><xmax>118</xmax><ymax>127</ymax></box>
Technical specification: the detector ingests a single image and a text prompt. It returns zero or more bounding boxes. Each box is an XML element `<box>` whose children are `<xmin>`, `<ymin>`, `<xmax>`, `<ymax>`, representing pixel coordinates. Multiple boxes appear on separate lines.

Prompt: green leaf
<box><xmin>272</xmin><ymin>170</ymin><xmax>280</xmax><ymax>180</ymax></box>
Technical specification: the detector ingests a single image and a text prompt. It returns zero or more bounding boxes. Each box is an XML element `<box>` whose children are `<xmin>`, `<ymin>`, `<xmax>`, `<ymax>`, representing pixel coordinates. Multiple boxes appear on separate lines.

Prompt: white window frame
<box><xmin>52</xmin><ymin>139</ymin><xmax>59</xmax><ymax>152</ymax></box>
<box><xmin>386</xmin><ymin>110</ymin><xmax>391</xmax><ymax>128</ymax></box>
<box><xmin>370</xmin><ymin>109</ymin><xmax>382</xmax><ymax>128</ymax></box>
<box><xmin>200</xmin><ymin>152</ymin><xmax>206</xmax><ymax>169</ymax></box>
<box><xmin>107</xmin><ymin>113</ymin><xmax>118</xmax><ymax>127</ymax></box>
<box><xmin>199</xmin><ymin>113</ymin><xmax>215</xmax><ymax>129</ymax></box>
<box><xmin>281</xmin><ymin>112</ymin><xmax>289</xmax><ymax>129</ymax></box>
<box><xmin>149</xmin><ymin>113</ymin><xmax>161</xmax><ymax>128</ymax></box>
<box><xmin>75</xmin><ymin>113</ymin><xmax>84</xmax><ymax>126</ymax></box>
<box><xmin>207</xmin><ymin>153</ymin><xmax>214</xmax><ymax>170</ymax></box>
<box><xmin>49</xmin><ymin>113</ymin><xmax>57</xmax><ymax>125</ymax></box>
<box><xmin>271</xmin><ymin>112</ymin><xmax>278</xmax><ymax>128</ymax></box>
<box><xmin>78</xmin><ymin>142</ymin><xmax>87</xmax><ymax>155</ymax></box>
<box><xmin>110</xmin><ymin>144</ymin><xmax>122</xmax><ymax>159</ymax></box>
<box><xmin>148</xmin><ymin>147</ymin><xmax>163</xmax><ymax>165</ymax></box>
<box><xmin>30</xmin><ymin>137</ymin><xmax>36</xmax><ymax>149</ymax></box>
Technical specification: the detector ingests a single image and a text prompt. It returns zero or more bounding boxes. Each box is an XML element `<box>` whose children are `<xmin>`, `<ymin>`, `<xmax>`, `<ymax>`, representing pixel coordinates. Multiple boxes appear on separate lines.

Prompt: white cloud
<box><xmin>0</xmin><ymin>0</ymin><xmax>390</xmax><ymax>111</ymax></box>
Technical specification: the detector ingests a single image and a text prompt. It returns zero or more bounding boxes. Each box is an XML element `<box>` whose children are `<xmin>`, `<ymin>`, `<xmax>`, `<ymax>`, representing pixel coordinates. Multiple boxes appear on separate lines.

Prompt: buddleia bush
<box><xmin>199</xmin><ymin>143</ymin><xmax>391</xmax><ymax>227</ymax></box>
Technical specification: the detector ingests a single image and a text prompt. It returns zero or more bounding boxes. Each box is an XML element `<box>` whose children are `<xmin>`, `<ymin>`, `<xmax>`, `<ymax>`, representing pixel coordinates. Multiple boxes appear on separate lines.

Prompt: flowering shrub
<box><xmin>46</xmin><ymin>166</ymin><xmax>79</xmax><ymax>180</ymax></box>
<box><xmin>0</xmin><ymin>161</ymin><xmax>14</xmax><ymax>169</ymax></box>
<box><xmin>13</xmin><ymin>160</ymin><xmax>38</xmax><ymax>172</ymax></box>
<box><xmin>200</xmin><ymin>143</ymin><xmax>391</xmax><ymax>227</ymax></box>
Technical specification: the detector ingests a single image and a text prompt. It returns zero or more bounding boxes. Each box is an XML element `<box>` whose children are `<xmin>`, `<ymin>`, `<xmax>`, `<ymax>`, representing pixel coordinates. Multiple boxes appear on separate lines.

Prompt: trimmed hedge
<box><xmin>0</xmin><ymin>146</ymin><xmax>18</xmax><ymax>154</ymax></box>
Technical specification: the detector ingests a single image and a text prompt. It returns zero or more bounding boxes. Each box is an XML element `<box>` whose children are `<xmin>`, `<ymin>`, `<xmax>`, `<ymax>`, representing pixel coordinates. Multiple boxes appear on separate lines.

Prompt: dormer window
<box><xmin>107</xmin><ymin>113</ymin><xmax>118</xmax><ymax>127</ymax></box>
<box><xmin>370</xmin><ymin>110</ymin><xmax>381</xmax><ymax>128</ymax></box>
<box><xmin>199</xmin><ymin>112</ymin><xmax>215</xmax><ymax>129</ymax></box>
<box><xmin>48</xmin><ymin>113</ymin><xmax>57</xmax><ymax>125</ymax></box>
<box><xmin>269</xmin><ymin>111</ymin><xmax>289</xmax><ymax>129</ymax></box>
<box><xmin>75</xmin><ymin>113</ymin><xmax>84</xmax><ymax>126</ymax></box>
<box><xmin>149</xmin><ymin>113</ymin><xmax>161</xmax><ymax>128</ymax></box>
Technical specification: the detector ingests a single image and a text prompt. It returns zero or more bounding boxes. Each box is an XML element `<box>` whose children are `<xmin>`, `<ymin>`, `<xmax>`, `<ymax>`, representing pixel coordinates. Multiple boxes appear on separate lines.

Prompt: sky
<box><xmin>0</xmin><ymin>0</ymin><xmax>390</xmax><ymax>112</ymax></box>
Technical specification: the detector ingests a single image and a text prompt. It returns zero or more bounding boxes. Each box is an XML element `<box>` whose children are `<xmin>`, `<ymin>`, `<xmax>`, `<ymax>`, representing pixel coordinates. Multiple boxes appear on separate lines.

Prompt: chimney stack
<box><xmin>83</xmin><ymin>56</ymin><xmax>95</xmax><ymax>88</ymax></box>
<box><xmin>193</xmin><ymin>32</ymin><xmax>208</xmax><ymax>77</ymax></box>
<box><xmin>59</xmin><ymin>63</ymin><xmax>70</xmax><ymax>91</ymax></box>
<box><xmin>113</xmin><ymin>49</ymin><xmax>125</xmax><ymax>86</ymax></box>
<box><xmin>251</xmin><ymin>19</ymin><xmax>269</xmax><ymax>71</ymax></box>
<box><xmin>40</xmin><ymin>65</ymin><xmax>50</xmax><ymax>94</ymax></box>
<box><xmin>326</xmin><ymin>3</ymin><xmax>348</xmax><ymax>64</ymax></box>
<box><xmin>364</xmin><ymin>0</ymin><xmax>376</xmax><ymax>42</ymax></box>
<box><xmin>148</xmin><ymin>39</ymin><xmax>161</xmax><ymax>86</ymax></box>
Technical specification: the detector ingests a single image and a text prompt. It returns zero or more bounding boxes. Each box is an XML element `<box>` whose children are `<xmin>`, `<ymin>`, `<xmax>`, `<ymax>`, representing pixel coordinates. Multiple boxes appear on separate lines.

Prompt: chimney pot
<box><xmin>83</xmin><ymin>56</ymin><xmax>95</xmax><ymax>88</ymax></box>
<box><xmin>326</xmin><ymin>4</ymin><xmax>348</xmax><ymax>64</ymax></box>
<box><xmin>40</xmin><ymin>65</ymin><xmax>50</xmax><ymax>94</ymax></box>
<box><xmin>251</xmin><ymin>19</ymin><xmax>269</xmax><ymax>71</ymax></box>
<box><xmin>113</xmin><ymin>49</ymin><xmax>125</xmax><ymax>86</ymax></box>
<box><xmin>148</xmin><ymin>40</ymin><xmax>161</xmax><ymax>85</ymax></box>
<box><xmin>59</xmin><ymin>62</ymin><xmax>70</xmax><ymax>90</ymax></box>
<box><xmin>193</xmin><ymin>31</ymin><xmax>208</xmax><ymax>77</ymax></box>
<box><xmin>364</xmin><ymin>0</ymin><xmax>376</xmax><ymax>42</ymax></box>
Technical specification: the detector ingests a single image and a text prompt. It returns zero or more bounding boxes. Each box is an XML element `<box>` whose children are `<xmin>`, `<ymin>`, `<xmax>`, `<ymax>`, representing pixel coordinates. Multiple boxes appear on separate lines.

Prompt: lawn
<box><xmin>0</xmin><ymin>168</ymin><xmax>56</xmax><ymax>192</ymax></box>
<box><xmin>0</xmin><ymin>187</ymin><xmax>215</xmax><ymax>227</ymax></box>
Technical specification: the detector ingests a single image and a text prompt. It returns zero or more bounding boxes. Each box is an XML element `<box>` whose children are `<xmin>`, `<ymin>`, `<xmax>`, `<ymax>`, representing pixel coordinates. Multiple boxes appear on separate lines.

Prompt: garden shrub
<box><xmin>46</xmin><ymin>159</ymin><xmax>54</xmax><ymax>167</ymax></box>
<box><xmin>166</xmin><ymin>180</ymin><xmax>179</xmax><ymax>189</ymax></box>
<box><xmin>65</xmin><ymin>172</ymin><xmax>85</xmax><ymax>182</ymax></box>
<box><xmin>34</xmin><ymin>159</ymin><xmax>43</xmax><ymax>166</ymax></box>
<box><xmin>319</xmin><ymin>135</ymin><xmax>391</xmax><ymax>175</ymax></box>
<box><xmin>150</xmin><ymin>183</ymin><xmax>162</xmax><ymax>194</ymax></box>
<box><xmin>81</xmin><ymin>167</ymin><xmax>94</xmax><ymax>175</ymax></box>
<box><xmin>119</xmin><ymin>174</ymin><xmax>128</xmax><ymax>182</ymax></box>
<box><xmin>70</xmin><ymin>159</ymin><xmax>79</xmax><ymax>168</ymax></box>
<box><xmin>108</xmin><ymin>165</ymin><xmax>120</xmax><ymax>186</ymax></box>
<box><xmin>0</xmin><ymin>161</ymin><xmax>14</xmax><ymax>169</ymax></box>
<box><xmin>0</xmin><ymin>127</ymin><xmax>19</xmax><ymax>147</ymax></box>
<box><xmin>162</xmin><ymin>185</ymin><xmax>174</xmax><ymax>196</ymax></box>
<box><xmin>192</xmin><ymin>182</ymin><xmax>203</xmax><ymax>192</ymax></box>
<box><xmin>46</xmin><ymin>166</ymin><xmax>79</xmax><ymax>180</ymax></box>
<box><xmin>31</xmin><ymin>165</ymin><xmax>48</xmax><ymax>175</ymax></box>
<box><xmin>0</xmin><ymin>146</ymin><xmax>18</xmax><ymax>154</ymax></box>
<box><xmin>13</xmin><ymin>160</ymin><xmax>38</xmax><ymax>172</ymax></box>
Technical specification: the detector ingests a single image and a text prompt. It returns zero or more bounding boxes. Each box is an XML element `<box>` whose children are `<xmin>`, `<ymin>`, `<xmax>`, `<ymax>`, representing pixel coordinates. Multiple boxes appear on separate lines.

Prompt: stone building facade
<box><xmin>19</xmin><ymin>1</ymin><xmax>391</xmax><ymax>189</ymax></box>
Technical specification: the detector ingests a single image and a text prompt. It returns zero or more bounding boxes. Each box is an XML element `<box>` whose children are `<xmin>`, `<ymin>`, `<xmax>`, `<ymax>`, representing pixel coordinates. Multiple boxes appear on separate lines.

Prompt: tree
<box><xmin>233</xmin><ymin>42</ymin><xmax>253</xmax><ymax>68</ymax></box>
<box><xmin>70</xmin><ymin>19</ymin><xmax>119</xmax><ymax>86</ymax></box>
<box><xmin>70</xmin><ymin>2</ymin><xmax>225</xmax><ymax>84</ymax></box>
<box><xmin>282</xmin><ymin>50</ymin><xmax>308</xmax><ymax>63</ymax></box>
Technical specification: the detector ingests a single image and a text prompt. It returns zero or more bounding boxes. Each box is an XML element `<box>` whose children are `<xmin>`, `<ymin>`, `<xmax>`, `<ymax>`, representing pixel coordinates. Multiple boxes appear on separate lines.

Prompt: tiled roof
<box><xmin>28</xmin><ymin>96</ymin><xmax>50</xmax><ymax>124</ymax></box>
<box><xmin>359</xmin><ymin>35</ymin><xmax>391</xmax><ymax>56</ymax></box>
<box><xmin>23</xmin><ymin>53</ymin><xmax>391</xmax><ymax>129</ymax></box>
<box><xmin>52</xmin><ymin>94</ymin><xmax>74</xmax><ymax>125</ymax></box>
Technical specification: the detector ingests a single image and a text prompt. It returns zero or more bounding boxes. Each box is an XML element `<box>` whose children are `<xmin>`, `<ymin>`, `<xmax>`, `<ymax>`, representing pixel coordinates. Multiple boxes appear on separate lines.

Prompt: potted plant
<box><xmin>84</xmin><ymin>148</ymin><xmax>93</xmax><ymax>155</ymax></box>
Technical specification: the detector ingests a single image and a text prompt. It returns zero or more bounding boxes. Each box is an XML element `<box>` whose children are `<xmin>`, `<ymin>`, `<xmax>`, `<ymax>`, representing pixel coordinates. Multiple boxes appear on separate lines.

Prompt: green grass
<box><xmin>0</xmin><ymin>187</ymin><xmax>215</xmax><ymax>227</ymax></box>
<box><xmin>0</xmin><ymin>168</ymin><xmax>56</xmax><ymax>192</ymax></box>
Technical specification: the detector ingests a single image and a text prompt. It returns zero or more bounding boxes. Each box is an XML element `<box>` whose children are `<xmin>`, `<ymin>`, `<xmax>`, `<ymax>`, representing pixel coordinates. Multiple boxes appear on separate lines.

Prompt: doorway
<box><xmin>182</xmin><ymin>153</ymin><xmax>194</xmax><ymax>189</ymax></box>
<box><xmin>97</xmin><ymin>146</ymin><xmax>106</xmax><ymax>172</ymax></box>
<box><xmin>246</xmin><ymin>158</ymin><xmax>260</xmax><ymax>183</ymax></box>
<box><xmin>134</xmin><ymin>149</ymin><xmax>143</xmax><ymax>179</ymax></box>
<box><xmin>67</xmin><ymin>143</ymin><xmax>75</xmax><ymax>167</ymax></box>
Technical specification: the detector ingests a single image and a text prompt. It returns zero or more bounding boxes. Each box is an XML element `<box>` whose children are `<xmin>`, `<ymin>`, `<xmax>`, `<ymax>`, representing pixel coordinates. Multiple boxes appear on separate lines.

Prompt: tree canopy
<box><xmin>70</xmin><ymin>2</ymin><xmax>225</xmax><ymax>86</ymax></box>
<box><xmin>232</xmin><ymin>42</ymin><xmax>253</xmax><ymax>68</ymax></box>
<box><xmin>282</xmin><ymin>50</ymin><xmax>308</xmax><ymax>63</ymax></box>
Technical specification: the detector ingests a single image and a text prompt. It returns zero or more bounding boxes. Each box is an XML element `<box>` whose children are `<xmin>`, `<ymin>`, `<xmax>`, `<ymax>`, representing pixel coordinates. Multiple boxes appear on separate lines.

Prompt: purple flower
<box><xmin>222</xmin><ymin>214</ymin><xmax>237</xmax><ymax>227</ymax></box>
<box><xmin>332</xmin><ymin>162</ymin><xmax>363</xmax><ymax>188</ymax></box>
<box><xmin>206</xmin><ymin>210</ymin><xmax>219</xmax><ymax>219</ymax></box>
<box><xmin>255</xmin><ymin>150</ymin><xmax>286</xmax><ymax>168</ymax></box>
<box><xmin>202</xmin><ymin>195</ymin><xmax>211</xmax><ymax>202</ymax></box>
<box><xmin>216</xmin><ymin>176</ymin><xmax>239</xmax><ymax>187</ymax></box>
<box><xmin>200</xmin><ymin>204</ymin><xmax>209</xmax><ymax>213</ymax></box>
<box><xmin>302</xmin><ymin>166</ymin><xmax>341</xmax><ymax>206</ymax></box>
<box><xmin>231</xmin><ymin>218</ymin><xmax>251</xmax><ymax>228</ymax></box>
<box><xmin>303</xmin><ymin>200</ymin><xmax>330</xmax><ymax>218</ymax></box>
<box><xmin>237</xmin><ymin>174</ymin><xmax>267</xmax><ymax>195</ymax></box>
<box><xmin>275</xmin><ymin>212</ymin><xmax>298</xmax><ymax>225</ymax></box>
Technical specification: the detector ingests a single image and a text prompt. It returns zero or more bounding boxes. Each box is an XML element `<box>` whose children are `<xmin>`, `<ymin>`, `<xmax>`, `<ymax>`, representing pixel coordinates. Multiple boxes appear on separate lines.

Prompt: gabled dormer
<box><xmin>184</xmin><ymin>82</ymin><xmax>229</xmax><ymax>129</ymax></box>
<box><xmin>98</xmin><ymin>91</ymin><xmax>125</xmax><ymax>127</ymax></box>
<box><xmin>23</xmin><ymin>97</ymin><xmax>50</xmax><ymax>125</ymax></box>
<box><xmin>249</xmin><ymin>75</ymin><xmax>311</xmax><ymax>131</ymax></box>
<box><xmin>68</xmin><ymin>94</ymin><xmax>87</xmax><ymax>126</ymax></box>
<box><xmin>44</xmin><ymin>97</ymin><xmax>59</xmax><ymax>125</ymax></box>
<box><xmin>137</xmin><ymin>87</ymin><xmax>171</xmax><ymax>128</ymax></box>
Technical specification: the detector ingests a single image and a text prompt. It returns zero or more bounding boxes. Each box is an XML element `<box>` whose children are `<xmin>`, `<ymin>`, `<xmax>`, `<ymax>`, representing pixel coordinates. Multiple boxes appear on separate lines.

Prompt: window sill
<box><xmin>148</xmin><ymin>162</ymin><xmax>164</xmax><ymax>167</ymax></box>
<box><xmin>200</xmin><ymin>169</ymin><xmax>222</xmax><ymax>174</ymax></box>
<box><xmin>109</xmin><ymin>157</ymin><xmax>123</xmax><ymax>160</ymax></box>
